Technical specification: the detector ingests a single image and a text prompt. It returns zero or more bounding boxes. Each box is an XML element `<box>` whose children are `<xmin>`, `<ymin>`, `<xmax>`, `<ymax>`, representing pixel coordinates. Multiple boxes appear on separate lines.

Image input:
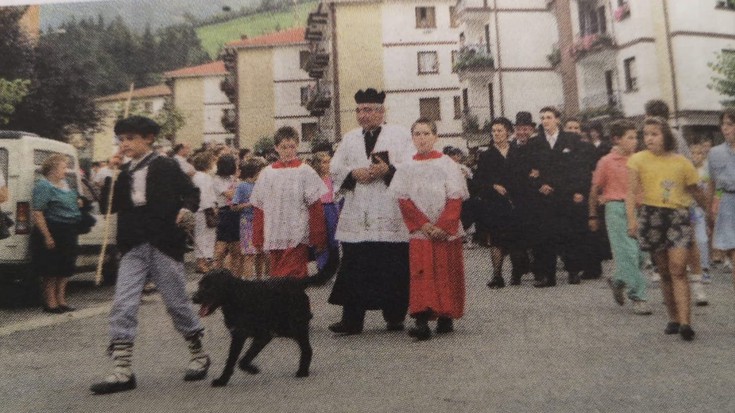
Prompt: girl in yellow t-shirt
<box><xmin>625</xmin><ymin>117</ymin><xmax>710</xmax><ymax>341</ymax></box>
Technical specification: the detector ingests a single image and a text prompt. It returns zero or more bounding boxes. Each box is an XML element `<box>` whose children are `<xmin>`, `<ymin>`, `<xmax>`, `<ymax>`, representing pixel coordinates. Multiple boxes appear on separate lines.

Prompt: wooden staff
<box><xmin>95</xmin><ymin>83</ymin><xmax>134</xmax><ymax>286</ymax></box>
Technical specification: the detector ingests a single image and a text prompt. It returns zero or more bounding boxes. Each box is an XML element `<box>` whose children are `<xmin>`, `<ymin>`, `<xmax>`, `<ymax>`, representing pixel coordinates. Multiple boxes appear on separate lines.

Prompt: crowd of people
<box><xmin>45</xmin><ymin>89</ymin><xmax>731</xmax><ymax>394</ymax></box>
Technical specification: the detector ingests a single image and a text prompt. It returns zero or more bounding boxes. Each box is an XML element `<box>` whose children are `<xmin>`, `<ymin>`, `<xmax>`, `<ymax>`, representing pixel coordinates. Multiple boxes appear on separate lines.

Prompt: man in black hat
<box><xmin>327</xmin><ymin>88</ymin><xmax>414</xmax><ymax>335</ymax></box>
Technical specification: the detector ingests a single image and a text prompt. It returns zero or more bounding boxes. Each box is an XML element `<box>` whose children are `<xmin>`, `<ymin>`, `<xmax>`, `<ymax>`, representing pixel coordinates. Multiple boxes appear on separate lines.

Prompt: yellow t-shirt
<box><xmin>627</xmin><ymin>150</ymin><xmax>698</xmax><ymax>209</ymax></box>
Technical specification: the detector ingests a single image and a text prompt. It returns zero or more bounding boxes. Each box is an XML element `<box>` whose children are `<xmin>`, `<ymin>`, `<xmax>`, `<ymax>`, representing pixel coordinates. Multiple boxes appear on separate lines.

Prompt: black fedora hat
<box><xmin>514</xmin><ymin>111</ymin><xmax>536</xmax><ymax>127</ymax></box>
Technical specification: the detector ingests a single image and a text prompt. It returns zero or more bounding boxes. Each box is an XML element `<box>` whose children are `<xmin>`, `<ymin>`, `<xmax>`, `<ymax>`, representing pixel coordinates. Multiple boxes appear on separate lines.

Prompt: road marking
<box><xmin>0</xmin><ymin>280</ymin><xmax>199</xmax><ymax>337</ymax></box>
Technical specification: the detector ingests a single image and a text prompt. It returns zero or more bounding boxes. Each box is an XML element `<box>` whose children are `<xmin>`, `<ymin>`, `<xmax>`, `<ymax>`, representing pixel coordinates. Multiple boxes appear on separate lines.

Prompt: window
<box><xmin>453</xmin><ymin>96</ymin><xmax>462</xmax><ymax>119</ymax></box>
<box><xmin>484</xmin><ymin>24</ymin><xmax>491</xmax><ymax>54</ymax></box>
<box><xmin>715</xmin><ymin>0</ymin><xmax>735</xmax><ymax>10</ymax></box>
<box><xmin>451</xmin><ymin>50</ymin><xmax>458</xmax><ymax>72</ymax></box>
<box><xmin>299</xmin><ymin>51</ymin><xmax>310</xmax><ymax>69</ymax></box>
<box><xmin>597</xmin><ymin>6</ymin><xmax>607</xmax><ymax>34</ymax></box>
<box><xmin>623</xmin><ymin>57</ymin><xmax>637</xmax><ymax>91</ymax></box>
<box><xmin>419</xmin><ymin>97</ymin><xmax>441</xmax><ymax>121</ymax></box>
<box><xmin>143</xmin><ymin>101</ymin><xmax>153</xmax><ymax>113</ymax></box>
<box><xmin>579</xmin><ymin>3</ymin><xmax>606</xmax><ymax>35</ymax></box>
<box><xmin>301</xmin><ymin>122</ymin><xmax>318</xmax><ymax>142</ymax></box>
<box><xmin>417</xmin><ymin>51</ymin><xmax>439</xmax><ymax>74</ymax></box>
<box><xmin>449</xmin><ymin>6</ymin><xmax>459</xmax><ymax>28</ymax></box>
<box><xmin>415</xmin><ymin>7</ymin><xmax>436</xmax><ymax>28</ymax></box>
<box><xmin>300</xmin><ymin>86</ymin><xmax>309</xmax><ymax>106</ymax></box>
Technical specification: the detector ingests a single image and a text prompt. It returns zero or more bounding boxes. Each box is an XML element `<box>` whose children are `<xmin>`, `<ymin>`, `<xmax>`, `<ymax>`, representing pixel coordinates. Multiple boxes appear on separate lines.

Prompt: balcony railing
<box><xmin>305</xmin><ymin>11</ymin><xmax>328</xmax><ymax>42</ymax></box>
<box><xmin>304</xmin><ymin>83</ymin><xmax>332</xmax><ymax>117</ymax></box>
<box><xmin>579</xmin><ymin>91</ymin><xmax>623</xmax><ymax>119</ymax></box>
<box><xmin>220</xmin><ymin>75</ymin><xmax>237</xmax><ymax>102</ymax></box>
<box><xmin>461</xmin><ymin>111</ymin><xmax>492</xmax><ymax>142</ymax></box>
<box><xmin>221</xmin><ymin>108</ymin><xmax>237</xmax><ymax>133</ymax></box>
<box><xmin>220</xmin><ymin>48</ymin><xmax>237</xmax><ymax>73</ymax></box>
<box><xmin>455</xmin><ymin>0</ymin><xmax>489</xmax><ymax>18</ymax></box>
<box><xmin>454</xmin><ymin>43</ymin><xmax>495</xmax><ymax>80</ymax></box>
<box><xmin>569</xmin><ymin>33</ymin><xmax>615</xmax><ymax>61</ymax></box>
<box><xmin>303</xmin><ymin>47</ymin><xmax>330</xmax><ymax>78</ymax></box>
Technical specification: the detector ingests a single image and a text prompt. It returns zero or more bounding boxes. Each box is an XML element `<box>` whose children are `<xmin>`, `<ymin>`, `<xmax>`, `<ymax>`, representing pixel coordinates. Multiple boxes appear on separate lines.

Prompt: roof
<box><xmin>95</xmin><ymin>84</ymin><xmax>171</xmax><ymax>103</ymax></box>
<box><xmin>165</xmin><ymin>61</ymin><xmax>227</xmax><ymax>79</ymax></box>
<box><xmin>226</xmin><ymin>27</ymin><xmax>306</xmax><ymax>49</ymax></box>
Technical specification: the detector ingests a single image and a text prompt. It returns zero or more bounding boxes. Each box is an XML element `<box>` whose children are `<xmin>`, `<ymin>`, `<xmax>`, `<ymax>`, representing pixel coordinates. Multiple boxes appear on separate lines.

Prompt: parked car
<box><xmin>0</xmin><ymin>131</ymin><xmax>119</xmax><ymax>303</ymax></box>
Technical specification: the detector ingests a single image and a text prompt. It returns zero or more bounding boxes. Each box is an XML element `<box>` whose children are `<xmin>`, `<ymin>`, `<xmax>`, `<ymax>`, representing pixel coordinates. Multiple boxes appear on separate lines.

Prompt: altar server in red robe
<box><xmin>391</xmin><ymin>118</ymin><xmax>469</xmax><ymax>341</ymax></box>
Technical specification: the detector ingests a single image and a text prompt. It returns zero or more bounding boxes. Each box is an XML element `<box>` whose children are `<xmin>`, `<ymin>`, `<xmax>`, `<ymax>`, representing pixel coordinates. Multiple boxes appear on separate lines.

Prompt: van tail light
<box><xmin>15</xmin><ymin>202</ymin><xmax>30</xmax><ymax>235</ymax></box>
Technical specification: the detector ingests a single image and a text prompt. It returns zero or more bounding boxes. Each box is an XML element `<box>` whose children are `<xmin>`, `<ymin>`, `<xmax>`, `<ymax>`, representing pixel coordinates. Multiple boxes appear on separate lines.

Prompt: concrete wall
<box><xmin>173</xmin><ymin>77</ymin><xmax>205</xmax><ymax>148</ymax></box>
<box><xmin>202</xmin><ymin>76</ymin><xmax>234</xmax><ymax>144</ymax></box>
<box><xmin>238</xmin><ymin>48</ymin><xmax>275</xmax><ymax>149</ymax></box>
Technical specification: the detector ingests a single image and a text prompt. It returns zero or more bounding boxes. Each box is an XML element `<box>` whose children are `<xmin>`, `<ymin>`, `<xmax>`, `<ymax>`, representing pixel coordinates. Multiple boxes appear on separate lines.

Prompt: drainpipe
<box><xmin>492</xmin><ymin>0</ymin><xmax>505</xmax><ymax>116</ymax></box>
<box><xmin>330</xmin><ymin>2</ymin><xmax>342</xmax><ymax>141</ymax></box>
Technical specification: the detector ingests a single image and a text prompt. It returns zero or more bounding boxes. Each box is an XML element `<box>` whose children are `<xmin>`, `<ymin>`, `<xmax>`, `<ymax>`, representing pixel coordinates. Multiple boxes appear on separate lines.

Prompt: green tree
<box><xmin>153</xmin><ymin>99</ymin><xmax>185</xmax><ymax>142</ymax></box>
<box><xmin>254</xmin><ymin>136</ymin><xmax>274</xmax><ymax>154</ymax></box>
<box><xmin>0</xmin><ymin>7</ymin><xmax>34</xmax><ymax>80</ymax></box>
<box><xmin>0</xmin><ymin>79</ymin><xmax>30</xmax><ymax>125</ymax></box>
<box><xmin>156</xmin><ymin>24</ymin><xmax>210</xmax><ymax>72</ymax></box>
<box><xmin>709</xmin><ymin>51</ymin><xmax>735</xmax><ymax>106</ymax></box>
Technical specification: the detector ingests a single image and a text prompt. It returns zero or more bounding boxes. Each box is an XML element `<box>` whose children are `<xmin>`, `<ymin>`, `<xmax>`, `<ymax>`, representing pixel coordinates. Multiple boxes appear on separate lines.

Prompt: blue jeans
<box><xmin>109</xmin><ymin>243</ymin><xmax>203</xmax><ymax>342</ymax></box>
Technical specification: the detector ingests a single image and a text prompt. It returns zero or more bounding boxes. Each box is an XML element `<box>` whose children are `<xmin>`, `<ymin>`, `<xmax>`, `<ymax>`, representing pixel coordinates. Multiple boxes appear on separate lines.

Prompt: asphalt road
<box><xmin>1</xmin><ymin>247</ymin><xmax>734</xmax><ymax>413</ymax></box>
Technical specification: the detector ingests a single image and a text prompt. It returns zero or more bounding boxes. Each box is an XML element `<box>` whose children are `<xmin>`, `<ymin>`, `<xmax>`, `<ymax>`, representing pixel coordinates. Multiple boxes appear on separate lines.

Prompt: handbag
<box><xmin>204</xmin><ymin>207</ymin><xmax>219</xmax><ymax>228</ymax></box>
<box><xmin>0</xmin><ymin>210</ymin><xmax>13</xmax><ymax>240</ymax></box>
<box><xmin>77</xmin><ymin>197</ymin><xmax>97</xmax><ymax>235</ymax></box>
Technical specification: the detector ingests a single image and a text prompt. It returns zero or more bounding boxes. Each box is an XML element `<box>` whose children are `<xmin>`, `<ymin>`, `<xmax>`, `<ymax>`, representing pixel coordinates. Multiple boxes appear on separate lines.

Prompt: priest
<box><xmin>327</xmin><ymin>88</ymin><xmax>414</xmax><ymax>335</ymax></box>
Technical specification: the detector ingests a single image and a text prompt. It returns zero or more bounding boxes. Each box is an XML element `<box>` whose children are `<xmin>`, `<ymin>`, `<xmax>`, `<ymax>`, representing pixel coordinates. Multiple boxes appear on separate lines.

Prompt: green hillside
<box><xmin>196</xmin><ymin>1</ymin><xmax>318</xmax><ymax>58</ymax></box>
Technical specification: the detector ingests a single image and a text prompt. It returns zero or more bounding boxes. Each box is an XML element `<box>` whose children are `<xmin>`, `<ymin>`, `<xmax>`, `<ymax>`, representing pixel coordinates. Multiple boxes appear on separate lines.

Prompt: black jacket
<box><xmin>104</xmin><ymin>155</ymin><xmax>199</xmax><ymax>261</ymax></box>
<box><xmin>526</xmin><ymin>131</ymin><xmax>596</xmax><ymax>201</ymax></box>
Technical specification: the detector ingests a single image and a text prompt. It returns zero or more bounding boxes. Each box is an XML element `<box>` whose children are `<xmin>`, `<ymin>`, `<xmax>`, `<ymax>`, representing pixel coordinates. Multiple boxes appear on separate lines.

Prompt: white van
<box><xmin>0</xmin><ymin>131</ymin><xmax>119</xmax><ymax>290</ymax></box>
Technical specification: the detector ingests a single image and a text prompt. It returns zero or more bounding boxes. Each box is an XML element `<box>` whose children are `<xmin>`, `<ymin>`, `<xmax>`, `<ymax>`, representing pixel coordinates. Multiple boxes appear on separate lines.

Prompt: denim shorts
<box><xmin>637</xmin><ymin>205</ymin><xmax>693</xmax><ymax>252</ymax></box>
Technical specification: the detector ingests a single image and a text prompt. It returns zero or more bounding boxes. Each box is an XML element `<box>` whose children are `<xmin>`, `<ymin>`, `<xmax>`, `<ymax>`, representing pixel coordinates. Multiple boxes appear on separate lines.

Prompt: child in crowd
<box><xmin>310</xmin><ymin>151</ymin><xmax>341</xmax><ymax>275</ymax></box>
<box><xmin>589</xmin><ymin>120</ymin><xmax>651</xmax><ymax>315</ymax></box>
<box><xmin>626</xmin><ymin>117</ymin><xmax>709</xmax><ymax>341</ymax></box>
<box><xmin>212</xmin><ymin>154</ymin><xmax>241</xmax><ymax>274</ymax></box>
<box><xmin>191</xmin><ymin>151</ymin><xmax>217</xmax><ymax>273</ymax></box>
<box><xmin>690</xmin><ymin>140</ymin><xmax>712</xmax><ymax>284</ymax></box>
<box><xmin>391</xmin><ymin>118</ymin><xmax>469</xmax><ymax>341</ymax></box>
<box><xmin>232</xmin><ymin>158</ymin><xmax>268</xmax><ymax>279</ymax></box>
<box><xmin>708</xmin><ymin>109</ymin><xmax>735</xmax><ymax>293</ymax></box>
<box><xmin>250</xmin><ymin>126</ymin><xmax>327</xmax><ymax>278</ymax></box>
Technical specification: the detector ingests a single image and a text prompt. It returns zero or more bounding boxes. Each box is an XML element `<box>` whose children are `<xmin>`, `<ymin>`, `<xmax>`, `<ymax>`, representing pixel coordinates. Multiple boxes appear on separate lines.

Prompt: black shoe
<box><xmin>533</xmin><ymin>279</ymin><xmax>556</xmax><ymax>288</ymax></box>
<box><xmin>580</xmin><ymin>269</ymin><xmax>602</xmax><ymax>280</ymax></box>
<box><xmin>59</xmin><ymin>305</ymin><xmax>76</xmax><ymax>312</ymax></box>
<box><xmin>328</xmin><ymin>321</ymin><xmax>362</xmax><ymax>335</ymax></box>
<box><xmin>43</xmin><ymin>306</ymin><xmax>64</xmax><ymax>314</ymax></box>
<box><xmin>435</xmin><ymin>318</ymin><xmax>453</xmax><ymax>334</ymax></box>
<box><xmin>664</xmin><ymin>321</ymin><xmax>681</xmax><ymax>335</ymax></box>
<box><xmin>568</xmin><ymin>272</ymin><xmax>581</xmax><ymax>285</ymax></box>
<box><xmin>407</xmin><ymin>324</ymin><xmax>431</xmax><ymax>341</ymax></box>
<box><xmin>486</xmin><ymin>276</ymin><xmax>505</xmax><ymax>289</ymax></box>
<box><xmin>90</xmin><ymin>375</ymin><xmax>137</xmax><ymax>395</ymax></box>
<box><xmin>386</xmin><ymin>322</ymin><xmax>404</xmax><ymax>332</ymax></box>
<box><xmin>509</xmin><ymin>275</ymin><xmax>521</xmax><ymax>286</ymax></box>
<box><xmin>679</xmin><ymin>324</ymin><xmax>695</xmax><ymax>341</ymax></box>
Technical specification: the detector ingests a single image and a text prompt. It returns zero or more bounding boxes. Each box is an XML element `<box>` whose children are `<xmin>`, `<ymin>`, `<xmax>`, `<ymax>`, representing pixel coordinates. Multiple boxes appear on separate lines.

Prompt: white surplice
<box><xmin>250</xmin><ymin>163</ymin><xmax>327</xmax><ymax>251</ymax></box>
<box><xmin>331</xmin><ymin>124</ymin><xmax>415</xmax><ymax>243</ymax></box>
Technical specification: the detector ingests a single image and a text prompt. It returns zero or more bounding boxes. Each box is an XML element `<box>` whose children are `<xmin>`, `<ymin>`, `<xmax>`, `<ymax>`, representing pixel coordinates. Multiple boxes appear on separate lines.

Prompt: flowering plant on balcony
<box><xmin>614</xmin><ymin>3</ymin><xmax>631</xmax><ymax>22</ymax></box>
<box><xmin>568</xmin><ymin>33</ymin><xmax>614</xmax><ymax>60</ymax></box>
<box><xmin>547</xmin><ymin>46</ymin><xmax>561</xmax><ymax>68</ymax></box>
<box><xmin>454</xmin><ymin>45</ymin><xmax>495</xmax><ymax>72</ymax></box>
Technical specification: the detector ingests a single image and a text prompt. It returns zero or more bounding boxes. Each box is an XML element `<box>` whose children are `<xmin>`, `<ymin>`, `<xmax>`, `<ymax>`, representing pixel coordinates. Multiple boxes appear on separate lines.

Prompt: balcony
<box><xmin>455</xmin><ymin>0</ymin><xmax>491</xmax><ymax>21</ymax></box>
<box><xmin>579</xmin><ymin>91</ymin><xmax>623</xmax><ymax>120</ymax></box>
<box><xmin>220</xmin><ymin>75</ymin><xmax>237</xmax><ymax>102</ymax></box>
<box><xmin>454</xmin><ymin>44</ymin><xmax>495</xmax><ymax>81</ymax></box>
<box><xmin>221</xmin><ymin>108</ymin><xmax>237</xmax><ymax>133</ymax></box>
<box><xmin>303</xmin><ymin>47</ymin><xmax>329</xmax><ymax>79</ymax></box>
<box><xmin>305</xmin><ymin>11</ymin><xmax>328</xmax><ymax>42</ymax></box>
<box><xmin>461</xmin><ymin>111</ymin><xmax>491</xmax><ymax>143</ymax></box>
<box><xmin>304</xmin><ymin>83</ymin><xmax>332</xmax><ymax>117</ymax></box>
<box><xmin>569</xmin><ymin>33</ymin><xmax>615</xmax><ymax>62</ymax></box>
<box><xmin>220</xmin><ymin>48</ymin><xmax>237</xmax><ymax>73</ymax></box>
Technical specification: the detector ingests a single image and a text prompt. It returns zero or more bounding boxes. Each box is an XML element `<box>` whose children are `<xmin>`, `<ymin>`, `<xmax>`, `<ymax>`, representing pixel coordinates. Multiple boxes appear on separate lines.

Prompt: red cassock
<box><xmin>398</xmin><ymin>198</ymin><xmax>465</xmax><ymax>319</ymax></box>
<box><xmin>252</xmin><ymin>193</ymin><xmax>327</xmax><ymax>278</ymax></box>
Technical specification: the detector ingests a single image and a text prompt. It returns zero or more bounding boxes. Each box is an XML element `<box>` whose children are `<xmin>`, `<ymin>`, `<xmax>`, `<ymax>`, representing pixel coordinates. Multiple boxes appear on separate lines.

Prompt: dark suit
<box><xmin>106</xmin><ymin>154</ymin><xmax>200</xmax><ymax>262</ymax></box>
<box><xmin>525</xmin><ymin>131</ymin><xmax>596</xmax><ymax>284</ymax></box>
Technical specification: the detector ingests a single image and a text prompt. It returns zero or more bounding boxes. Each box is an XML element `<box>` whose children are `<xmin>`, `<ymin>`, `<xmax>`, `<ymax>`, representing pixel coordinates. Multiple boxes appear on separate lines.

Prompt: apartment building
<box><xmin>222</xmin><ymin>28</ymin><xmax>319</xmax><ymax>151</ymax></box>
<box><xmin>165</xmin><ymin>60</ymin><xmax>235</xmax><ymax>147</ymax></box>
<box><xmin>456</xmin><ymin>0</ymin><xmax>735</xmax><ymax>141</ymax></box>
<box><xmin>304</xmin><ymin>0</ymin><xmax>464</xmax><ymax>148</ymax></box>
<box><xmin>92</xmin><ymin>84</ymin><xmax>171</xmax><ymax>161</ymax></box>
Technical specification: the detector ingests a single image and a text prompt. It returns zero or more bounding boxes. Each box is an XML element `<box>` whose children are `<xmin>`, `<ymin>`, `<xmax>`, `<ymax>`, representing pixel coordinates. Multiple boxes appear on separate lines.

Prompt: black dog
<box><xmin>192</xmin><ymin>269</ymin><xmax>314</xmax><ymax>386</ymax></box>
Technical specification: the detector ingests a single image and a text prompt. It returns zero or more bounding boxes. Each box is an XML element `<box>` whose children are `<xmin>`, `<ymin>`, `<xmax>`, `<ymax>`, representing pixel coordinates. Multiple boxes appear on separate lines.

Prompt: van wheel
<box><xmin>101</xmin><ymin>247</ymin><xmax>119</xmax><ymax>286</ymax></box>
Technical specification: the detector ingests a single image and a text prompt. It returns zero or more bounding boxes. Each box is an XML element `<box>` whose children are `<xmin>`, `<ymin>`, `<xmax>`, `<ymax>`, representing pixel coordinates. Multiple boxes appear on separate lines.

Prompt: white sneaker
<box><xmin>690</xmin><ymin>282</ymin><xmax>709</xmax><ymax>307</ymax></box>
<box><xmin>649</xmin><ymin>271</ymin><xmax>661</xmax><ymax>282</ymax></box>
<box><xmin>632</xmin><ymin>300</ymin><xmax>652</xmax><ymax>315</ymax></box>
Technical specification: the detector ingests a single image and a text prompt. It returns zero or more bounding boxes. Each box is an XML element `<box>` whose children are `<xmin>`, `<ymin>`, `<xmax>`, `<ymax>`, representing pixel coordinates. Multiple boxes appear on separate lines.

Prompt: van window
<box><xmin>33</xmin><ymin>150</ymin><xmax>78</xmax><ymax>191</ymax></box>
<box><xmin>0</xmin><ymin>148</ymin><xmax>8</xmax><ymax>183</ymax></box>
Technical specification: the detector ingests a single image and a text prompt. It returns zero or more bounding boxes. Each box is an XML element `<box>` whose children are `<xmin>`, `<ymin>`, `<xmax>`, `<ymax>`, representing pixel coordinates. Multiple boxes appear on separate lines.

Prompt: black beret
<box><xmin>354</xmin><ymin>88</ymin><xmax>386</xmax><ymax>104</ymax></box>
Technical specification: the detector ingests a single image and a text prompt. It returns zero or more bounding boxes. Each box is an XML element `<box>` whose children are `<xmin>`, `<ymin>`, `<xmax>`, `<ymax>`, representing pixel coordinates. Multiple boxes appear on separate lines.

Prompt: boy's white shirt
<box><xmin>330</xmin><ymin>124</ymin><xmax>414</xmax><ymax>243</ymax></box>
<box><xmin>390</xmin><ymin>154</ymin><xmax>470</xmax><ymax>241</ymax></box>
<box><xmin>250</xmin><ymin>163</ymin><xmax>327</xmax><ymax>251</ymax></box>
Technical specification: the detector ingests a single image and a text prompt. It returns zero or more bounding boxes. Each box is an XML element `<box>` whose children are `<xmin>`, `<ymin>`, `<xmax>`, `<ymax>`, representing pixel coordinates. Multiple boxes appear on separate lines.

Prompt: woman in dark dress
<box><xmin>32</xmin><ymin>154</ymin><xmax>82</xmax><ymax>313</ymax></box>
<box><xmin>474</xmin><ymin>117</ymin><xmax>522</xmax><ymax>289</ymax></box>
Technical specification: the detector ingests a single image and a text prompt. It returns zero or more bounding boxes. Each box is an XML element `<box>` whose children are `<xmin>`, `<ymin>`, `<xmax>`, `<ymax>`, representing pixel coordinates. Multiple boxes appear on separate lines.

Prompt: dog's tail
<box><xmin>303</xmin><ymin>247</ymin><xmax>340</xmax><ymax>287</ymax></box>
